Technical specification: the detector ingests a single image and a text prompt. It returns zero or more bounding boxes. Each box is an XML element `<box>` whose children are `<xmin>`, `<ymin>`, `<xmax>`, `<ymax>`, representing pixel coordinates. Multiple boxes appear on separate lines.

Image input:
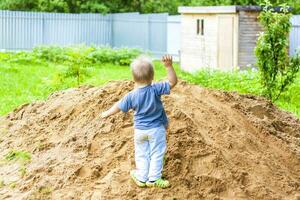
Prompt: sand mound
<box><xmin>0</xmin><ymin>81</ymin><xmax>299</xmax><ymax>200</ymax></box>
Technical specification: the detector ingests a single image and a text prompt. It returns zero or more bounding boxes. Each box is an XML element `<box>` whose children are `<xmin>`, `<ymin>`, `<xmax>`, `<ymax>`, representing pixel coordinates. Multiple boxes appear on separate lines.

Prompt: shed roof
<box><xmin>178</xmin><ymin>5</ymin><xmax>263</xmax><ymax>14</ymax></box>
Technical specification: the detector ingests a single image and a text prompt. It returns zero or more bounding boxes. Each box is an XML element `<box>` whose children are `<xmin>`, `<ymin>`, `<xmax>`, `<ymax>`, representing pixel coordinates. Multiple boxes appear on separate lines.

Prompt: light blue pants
<box><xmin>134</xmin><ymin>125</ymin><xmax>166</xmax><ymax>182</ymax></box>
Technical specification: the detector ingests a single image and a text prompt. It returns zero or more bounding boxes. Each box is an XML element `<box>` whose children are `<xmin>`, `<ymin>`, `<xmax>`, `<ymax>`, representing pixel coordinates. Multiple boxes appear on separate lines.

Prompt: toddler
<box><xmin>101</xmin><ymin>55</ymin><xmax>177</xmax><ymax>188</ymax></box>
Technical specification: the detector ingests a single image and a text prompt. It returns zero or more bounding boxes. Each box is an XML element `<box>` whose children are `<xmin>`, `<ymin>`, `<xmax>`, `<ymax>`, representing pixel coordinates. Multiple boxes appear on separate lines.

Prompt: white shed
<box><xmin>178</xmin><ymin>6</ymin><xmax>263</xmax><ymax>72</ymax></box>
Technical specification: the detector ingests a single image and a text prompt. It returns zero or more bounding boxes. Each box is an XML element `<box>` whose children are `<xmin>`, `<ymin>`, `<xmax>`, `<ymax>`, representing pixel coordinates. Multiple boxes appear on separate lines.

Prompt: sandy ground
<box><xmin>0</xmin><ymin>80</ymin><xmax>299</xmax><ymax>200</ymax></box>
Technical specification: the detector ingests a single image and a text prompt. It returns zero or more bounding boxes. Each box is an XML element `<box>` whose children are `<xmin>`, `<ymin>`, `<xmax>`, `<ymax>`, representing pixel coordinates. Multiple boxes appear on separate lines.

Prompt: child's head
<box><xmin>130</xmin><ymin>55</ymin><xmax>154</xmax><ymax>84</ymax></box>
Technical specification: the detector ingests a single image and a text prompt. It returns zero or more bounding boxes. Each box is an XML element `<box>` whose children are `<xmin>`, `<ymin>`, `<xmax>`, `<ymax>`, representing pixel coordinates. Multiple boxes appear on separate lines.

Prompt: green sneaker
<box><xmin>130</xmin><ymin>170</ymin><xmax>146</xmax><ymax>188</ymax></box>
<box><xmin>146</xmin><ymin>178</ymin><xmax>170</xmax><ymax>188</ymax></box>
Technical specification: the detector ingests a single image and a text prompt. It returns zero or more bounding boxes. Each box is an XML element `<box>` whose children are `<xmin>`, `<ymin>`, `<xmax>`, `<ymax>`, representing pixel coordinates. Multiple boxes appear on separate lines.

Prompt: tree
<box><xmin>255</xmin><ymin>1</ymin><xmax>300</xmax><ymax>101</ymax></box>
<box><xmin>0</xmin><ymin>0</ymin><xmax>38</xmax><ymax>11</ymax></box>
<box><xmin>0</xmin><ymin>0</ymin><xmax>299</xmax><ymax>14</ymax></box>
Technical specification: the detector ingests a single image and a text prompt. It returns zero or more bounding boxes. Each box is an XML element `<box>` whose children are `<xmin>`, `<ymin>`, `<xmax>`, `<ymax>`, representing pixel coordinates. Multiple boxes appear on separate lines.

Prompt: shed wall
<box><xmin>238</xmin><ymin>11</ymin><xmax>262</xmax><ymax>67</ymax></box>
<box><xmin>217</xmin><ymin>14</ymin><xmax>239</xmax><ymax>70</ymax></box>
<box><xmin>290</xmin><ymin>15</ymin><xmax>300</xmax><ymax>55</ymax></box>
<box><xmin>180</xmin><ymin>14</ymin><xmax>218</xmax><ymax>72</ymax></box>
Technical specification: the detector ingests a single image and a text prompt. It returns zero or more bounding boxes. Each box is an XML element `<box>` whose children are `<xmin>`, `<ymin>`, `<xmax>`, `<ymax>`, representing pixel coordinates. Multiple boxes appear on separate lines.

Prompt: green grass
<box><xmin>0</xmin><ymin>60</ymin><xmax>299</xmax><ymax>117</ymax></box>
<box><xmin>179</xmin><ymin>68</ymin><xmax>300</xmax><ymax>117</ymax></box>
<box><xmin>0</xmin><ymin>60</ymin><xmax>170</xmax><ymax>115</ymax></box>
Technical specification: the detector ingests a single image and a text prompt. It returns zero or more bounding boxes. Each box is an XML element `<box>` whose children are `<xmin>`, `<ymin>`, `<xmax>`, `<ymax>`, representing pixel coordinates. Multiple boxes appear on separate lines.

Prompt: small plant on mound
<box><xmin>0</xmin><ymin>179</ymin><xmax>4</xmax><ymax>188</ymax></box>
<box><xmin>255</xmin><ymin>1</ymin><xmax>300</xmax><ymax>101</ymax></box>
<box><xmin>4</xmin><ymin>150</ymin><xmax>31</xmax><ymax>179</ymax></box>
<box><xmin>9</xmin><ymin>181</ymin><xmax>17</xmax><ymax>189</ymax></box>
<box><xmin>19</xmin><ymin>166</ymin><xmax>27</xmax><ymax>177</ymax></box>
<box><xmin>62</xmin><ymin>46</ymin><xmax>94</xmax><ymax>86</ymax></box>
<box><xmin>5</xmin><ymin>150</ymin><xmax>31</xmax><ymax>163</ymax></box>
<box><xmin>38</xmin><ymin>186</ymin><xmax>53</xmax><ymax>194</ymax></box>
<box><xmin>28</xmin><ymin>186</ymin><xmax>53</xmax><ymax>200</ymax></box>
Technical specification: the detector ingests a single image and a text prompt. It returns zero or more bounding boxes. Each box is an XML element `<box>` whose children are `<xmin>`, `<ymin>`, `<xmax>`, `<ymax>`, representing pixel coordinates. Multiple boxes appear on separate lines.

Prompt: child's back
<box><xmin>101</xmin><ymin>55</ymin><xmax>177</xmax><ymax>188</ymax></box>
<box><xmin>118</xmin><ymin>82</ymin><xmax>170</xmax><ymax>130</ymax></box>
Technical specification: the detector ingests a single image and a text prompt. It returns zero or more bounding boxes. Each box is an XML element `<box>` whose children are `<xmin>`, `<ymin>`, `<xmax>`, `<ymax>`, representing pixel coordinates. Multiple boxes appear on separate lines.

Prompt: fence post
<box><xmin>42</xmin><ymin>13</ymin><xmax>44</xmax><ymax>44</ymax></box>
<box><xmin>110</xmin><ymin>14</ymin><xmax>114</xmax><ymax>47</ymax></box>
<box><xmin>146</xmin><ymin>14</ymin><xmax>150</xmax><ymax>51</ymax></box>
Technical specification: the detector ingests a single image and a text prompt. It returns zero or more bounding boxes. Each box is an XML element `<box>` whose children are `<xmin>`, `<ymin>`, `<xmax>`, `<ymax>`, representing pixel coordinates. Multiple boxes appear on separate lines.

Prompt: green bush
<box><xmin>32</xmin><ymin>46</ymin><xmax>69</xmax><ymax>63</ymax></box>
<box><xmin>1</xmin><ymin>45</ymin><xmax>142</xmax><ymax>67</ymax></box>
<box><xmin>88</xmin><ymin>46</ymin><xmax>141</xmax><ymax>65</ymax></box>
<box><xmin>255</xmin><ymin>2</ymin><xmax>300</xmax><ymax>101</ymax></box>
<box><xmin>31</xmin><ymin>45</ymin><xmax>142</xmax><ymax>65</ymax></box>
<box><xmin>2</xmin><ymin>51</ymin><xmax>41</xmax><ymax>64</ymax></box>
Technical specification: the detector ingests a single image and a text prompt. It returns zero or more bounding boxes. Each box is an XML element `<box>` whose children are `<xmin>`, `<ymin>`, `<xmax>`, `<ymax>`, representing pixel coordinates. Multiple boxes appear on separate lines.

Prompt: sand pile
<box><xmin>0</xmin><ymin>81</ymin><xmax>299</xmax><ymax>200</ymax></box>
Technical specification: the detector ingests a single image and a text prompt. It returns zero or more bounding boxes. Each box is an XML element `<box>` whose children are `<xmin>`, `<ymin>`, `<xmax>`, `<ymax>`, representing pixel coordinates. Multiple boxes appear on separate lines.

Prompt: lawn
<box><xmin>0</xmin><ymin>56</ymin><xmax>299</xmax><ymax>117</ymax></box>
<box><xmin>0</xmin><ymin>59</ymin><xmax>172</xmax><ymax>115</ymax></box>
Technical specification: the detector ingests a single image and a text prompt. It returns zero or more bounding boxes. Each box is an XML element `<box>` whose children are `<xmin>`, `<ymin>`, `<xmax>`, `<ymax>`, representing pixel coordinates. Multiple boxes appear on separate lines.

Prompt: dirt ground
<box><xmin>0</xmin><ymin>80</ymin><xmax>299</xmax><ymax>200</ymax></box>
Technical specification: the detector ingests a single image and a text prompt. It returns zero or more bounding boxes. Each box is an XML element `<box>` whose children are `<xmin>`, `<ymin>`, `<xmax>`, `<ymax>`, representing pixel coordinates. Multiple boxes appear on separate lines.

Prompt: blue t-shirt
<box><xmin>118</xmin><ymin>81</ymin><xmax>170</xmax><ymax>130</ymax></box>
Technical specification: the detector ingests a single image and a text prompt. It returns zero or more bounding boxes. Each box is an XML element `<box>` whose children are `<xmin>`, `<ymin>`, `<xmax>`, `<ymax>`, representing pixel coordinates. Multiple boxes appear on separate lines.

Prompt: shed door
<box><xmin>217</xmin><ymin>15</ymin><xmax>234</xmax><ymax>70</ymax></box>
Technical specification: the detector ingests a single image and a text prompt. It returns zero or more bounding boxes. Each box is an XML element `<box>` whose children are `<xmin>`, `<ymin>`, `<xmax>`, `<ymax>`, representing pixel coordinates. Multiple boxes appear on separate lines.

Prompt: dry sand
<box><xmin>0</xmin><ymin>81</ymin><xmax>299</xmax><ymax>200</ymax></box>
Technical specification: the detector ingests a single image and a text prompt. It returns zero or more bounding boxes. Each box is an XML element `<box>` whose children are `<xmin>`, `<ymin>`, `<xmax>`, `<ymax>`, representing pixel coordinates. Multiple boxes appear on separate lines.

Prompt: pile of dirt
<box><xmin>0</xmin><ymin>81</ymin><xmax>299</xmax><ymax>200</ymax></box>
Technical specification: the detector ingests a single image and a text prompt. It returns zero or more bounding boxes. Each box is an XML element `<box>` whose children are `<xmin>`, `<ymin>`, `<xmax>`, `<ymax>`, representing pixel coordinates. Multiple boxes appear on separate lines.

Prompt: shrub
<box><xmin>255</xmin><ymin>2</ymin><xmax>300</xmax><ymax>101</ymax></box>
<box><xmin>2</xmin><ymin>51</ymin><xmax>41</xmax><ymax>64</ymax></box>
<box><xmin>32</xmin><ymin>46</ymin><xmax>69</xmax><ymax>63</ymax></box>
<box><xmin>2</xmin><ymin>45</ymin><xmax>142</xmax><ymax>67</ymax></box>
<box><xmin>88</xmin><ymin>46</ymin><xmax>141</xmax><ymax>65</ymax></box>
<box><xmin>32</xmin><ymin>45</ymin><xmax>141</xmax><ymax>65</ymax></box>
<box><xmin>62</xmin><ymin>46</ymin><xmax>94</xmax><ymax>86</ymax></box>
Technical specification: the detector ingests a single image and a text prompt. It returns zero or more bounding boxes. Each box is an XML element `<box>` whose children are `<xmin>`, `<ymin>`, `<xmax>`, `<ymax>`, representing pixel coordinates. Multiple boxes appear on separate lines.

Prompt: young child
<box><xmin>101</xmin><ymin>55</ymin><xmax>177</xmax><ymax>188</ymax></box>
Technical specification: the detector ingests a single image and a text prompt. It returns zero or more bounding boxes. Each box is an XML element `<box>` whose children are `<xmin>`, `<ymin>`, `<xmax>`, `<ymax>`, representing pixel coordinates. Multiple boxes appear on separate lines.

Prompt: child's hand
<box><xmin>162</xmin><ymin>55</ymin><xmax>173</xmax><ymax>68</ymax></box>
<box><xmin>162</xmin><ymin>55</ymin><xmax>177</xmax><ymax>88</ymax></box>
<box><xmin>100</xmin><ymin>103</ymin><xmax>121</xmax><ymax>119</ymax></box>
<box><xmin>101</xmin><ymin>111</ymin><xmax>109</xmax><ymax>119</ymax></box>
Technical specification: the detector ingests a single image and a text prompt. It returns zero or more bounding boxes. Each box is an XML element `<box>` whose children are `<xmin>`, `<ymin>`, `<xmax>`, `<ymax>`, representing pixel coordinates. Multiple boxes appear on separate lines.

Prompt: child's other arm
<box><xmin>101</xmin><ymin>103</ymin><xmax>120</xmax><ymax>118</ymax></box>
<box><xmin>162</xmin><ymin>55</ymin><xmax>178</xmax><ymax>89</ymax></box>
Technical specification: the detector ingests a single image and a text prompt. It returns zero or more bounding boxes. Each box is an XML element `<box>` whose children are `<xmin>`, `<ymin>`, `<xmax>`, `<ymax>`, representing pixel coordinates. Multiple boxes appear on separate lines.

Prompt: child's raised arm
<box><xmin>162</xmin><ymin>55</ymin><xmax>177</xmax><ymax>89</ymax></box>
<box><xmin>101</xmin><ymin>102</ymin><xmax>120</xmax><ymax>118</ymax></box>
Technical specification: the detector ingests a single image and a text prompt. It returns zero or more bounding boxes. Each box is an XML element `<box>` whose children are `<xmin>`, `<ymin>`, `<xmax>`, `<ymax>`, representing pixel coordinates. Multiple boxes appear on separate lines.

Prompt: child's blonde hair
<box><xmin>130</xmin><ymin>55</ymin><xmax>154</xmax><ymax>84</ymax></box>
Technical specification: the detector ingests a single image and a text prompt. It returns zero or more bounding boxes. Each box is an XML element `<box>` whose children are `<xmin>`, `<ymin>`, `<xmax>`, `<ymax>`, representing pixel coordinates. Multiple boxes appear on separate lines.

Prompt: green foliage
<box><xmin>255</xmin><ymin>1</ymin><xmax>300</xmax><ymax>101</ymax></box>
<box><xmin>80</xmin><ymin>1</ymin><xmax>109</xmax><ymax>13</ymax></box>
<box><xmin>37</xmin><ymin>0</ymin><xmax>69</xmax><ymax>12</ymax></box>
<box><xmin>0</xmin><ymin>55</ymin><xmax>299</xmax><ymax>118</ymax></box>
<box><xmin>4</xmin><ymin>150</ymin><xmax>31</xmax><ymax>162</ymax></box>
<box><xmin>0</xmin><ymin>0</ymin><xmax>38</xmax><ymax>11</ymax></box>
<box><xmin>0</xmin><ymin>0</ymin><xmax>299</xmax><ymax>14</ymax></box>
<box><xmin>2</xmin><ymin>45</ymin><xmax>142</xmax><ymax>66</ymax></box>
<box><xmin>32</xmin><ymin>46</ymin><xmax>69</xmax><ymax>63</ymax></box>
<box><xmin>1</xmin><ymin>46</ymin><xmax>141</xmax><ymax>86</ymax></box>
<box><xmin>88</xmin><ymin>47</ymin><xmax>142</xmax><ymax>65</ymax></box>
<box><xmin>3</xmin><ymin>51</ymin><xmax>42</xmax><ymax>65</ymax></box>
<box><xmin>62</xmin><ymin>46</ymin><xmax>94</xmax><ymax>86</ymax></box>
